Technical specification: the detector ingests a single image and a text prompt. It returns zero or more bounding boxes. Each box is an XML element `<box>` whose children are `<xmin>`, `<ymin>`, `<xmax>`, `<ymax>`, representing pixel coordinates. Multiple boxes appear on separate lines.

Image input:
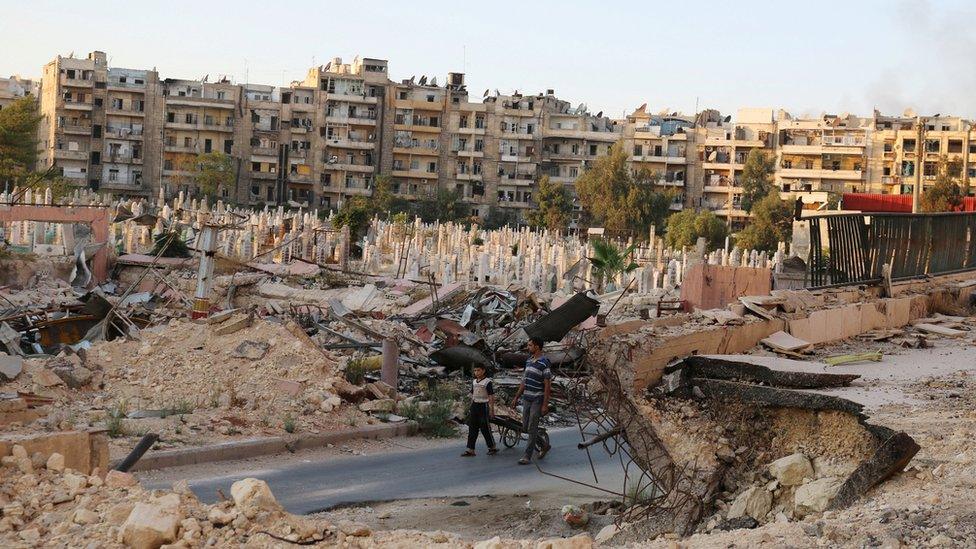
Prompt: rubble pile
<box><xmin>0</xmin><ymin>449</ymin><xmax>595</xmax><ymax>548</ymax></box>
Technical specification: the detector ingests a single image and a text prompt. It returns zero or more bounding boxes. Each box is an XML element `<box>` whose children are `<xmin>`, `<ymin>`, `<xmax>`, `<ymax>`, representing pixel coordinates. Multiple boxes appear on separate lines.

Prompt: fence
<box><xmin>807</xmin><ymin>211</ymin><xmax>976</xmax><ymax>288</ymax></box>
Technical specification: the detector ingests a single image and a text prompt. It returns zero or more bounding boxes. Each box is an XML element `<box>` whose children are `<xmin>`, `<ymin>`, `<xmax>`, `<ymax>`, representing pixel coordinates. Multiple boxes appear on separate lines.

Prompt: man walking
<box><xmin>511</xmin><ymin>336</ymin><xmax>552</xmax><ymax>465</ymax></box>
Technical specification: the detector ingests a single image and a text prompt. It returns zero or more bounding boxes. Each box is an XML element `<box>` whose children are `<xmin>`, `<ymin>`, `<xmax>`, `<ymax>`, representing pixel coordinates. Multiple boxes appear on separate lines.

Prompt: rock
<box><xmin>105</xmin><ymin>470</ymin><xmax>139</xmax><ymax>488</ymax></box>
<box><xmin>727</xmin><ymin>486</ymin><xmax>772</xmax><ymax>521</ymax></box>
<box><xmin>73</xmin><ymin>508</ymin><xmax>100</xmax><ymax>524</ymax></box>
<box><xmin>474</xmin><ymin>536</ymin><xmax>505</xmax><ymax>549</ymax></box>
<box><xmin>230</xmin><ymin>340</ymin><xmax>270</xmax><ymax>360</ymax></box>
<box><xmin>338</xmin><ymin>520</ymin><xmax>371</xmax><ymax>537</ymax></box>
<box><xmin>54</xmin><ymin>366</ymin><xmax>93</xmax><ymax>388</ymax></box>
<box><xmin>0</xmin><ymin>355</ymin><xmax>23</xmax><ymax>381</ymax></box>
<box><xmin>230</xmin><ymin>478</ymin><xmax>282</xmax><ymax>518</ymax></box>
<box><xmin>106</xmin><ymin>503</ymin><xmax>135</xmax><ymax>524</ymax></box>
<box><xmin>536</xmin><ymin>533</ymin><xmax>594</xmax><ymax>549</ymax></box>
<box><xmin>46</xmin><ymin>453</ymin><xmax>65</xmax><ymax>472</ymax></box>
<box><xmin>64</xmin><ymin>472</ymin><xmax>88</xmax><ymax>493</ymax></box>
<box><xmin>11</xmin><ymin>444</ymin><xmax>28</xmax><ymax>459</ymax></box>
<box><xmin>359</xmin><ymin>398</ymin><xmax>395</xmax><ymax>413</ymax></box>
<box><xmin>212</xmin><ymin>314</ymin><xmax>252</xmax><ymax>336</ymax></box>
<box><xmin>768</xmin><ymin>453</ymin><xmax>815</xmax><ymax>486</ymax></box>
<box><xmin>0</xmin><ymin>398</ymin><xmax>27</xmax><ymax>412</ymax></box>
<box><xmin>19</xmin><ymin>528</ymin><xmax>41</xmax><ymax>543</ymax></box>
<box><xmin>333</xmin><ymin>378</ymin><xmax>367</xmax><ymax>404</ymax></box>
<box><xmin>121</xmin><ymin>503</ymin><xmax>181</xmax><ymax>549</ymax></box>
<box><xmin>32</xmin><ymin>368</ymin><xmax>64</xmax><ymax>387</ymax></box>
<box><xmin>794</xmin><ymin>477</ymin><xmax>843</xmax><ymax>516</ymax></box>
<box><xmin>594</xmin><ymin>524</ymin><xmax>620</xmax><ymax>544</ymax></box>
<box><xmin>561</xmin><ymin>504</ymin><xmax>589</xmax><ymax>527</ymax></box>
<box><xmin>715</xmin><ymin>516</ymin><xmax>759</xmax><ymax>531</ymax></box>
<box><xmin>16</xmin><ymin>457</ymin><xmax>33</xmax><ymax>474</ymax></box>
<box><xmin>207</xmin><ymin>507</ymin><xmax>236</xmax><ymax>526</ymax></box>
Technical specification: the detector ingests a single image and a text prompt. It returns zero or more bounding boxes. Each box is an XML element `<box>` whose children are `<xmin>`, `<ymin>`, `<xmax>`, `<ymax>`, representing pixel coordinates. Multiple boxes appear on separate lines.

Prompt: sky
<box><xmin>3</xmin><ymin>0</ymin><xmax>976</xmax><ymax>120</ymax></box>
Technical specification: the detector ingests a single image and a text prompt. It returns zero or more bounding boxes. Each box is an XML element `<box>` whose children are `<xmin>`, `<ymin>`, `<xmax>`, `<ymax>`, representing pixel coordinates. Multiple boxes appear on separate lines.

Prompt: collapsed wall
<box><xmin>577</xmin><ymin>281</ymin><xmax>976</xmax><ymax>535</ymax></box>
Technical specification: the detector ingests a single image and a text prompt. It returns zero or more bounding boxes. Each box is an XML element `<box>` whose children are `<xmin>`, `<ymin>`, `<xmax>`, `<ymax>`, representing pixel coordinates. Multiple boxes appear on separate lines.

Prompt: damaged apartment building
<box><xmin>29</xmin><ymin>50</ymin><xmax>976</xmax><ymax>225</ymax></box>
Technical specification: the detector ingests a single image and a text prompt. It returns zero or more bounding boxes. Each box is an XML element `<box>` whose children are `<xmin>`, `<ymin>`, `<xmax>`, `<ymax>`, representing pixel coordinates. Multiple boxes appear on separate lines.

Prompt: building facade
<box><xmin>30</xmin><ymin>50</ymin><xmax>976</xmax><ymax>224</ymax></box>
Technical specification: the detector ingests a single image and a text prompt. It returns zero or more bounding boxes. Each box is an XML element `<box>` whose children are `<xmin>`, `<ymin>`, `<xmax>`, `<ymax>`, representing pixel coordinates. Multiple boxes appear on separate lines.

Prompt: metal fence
<box><xmin>807</xmin><ymin>211</ymin><xmax>976</xmax><ymax>288</ymax></box>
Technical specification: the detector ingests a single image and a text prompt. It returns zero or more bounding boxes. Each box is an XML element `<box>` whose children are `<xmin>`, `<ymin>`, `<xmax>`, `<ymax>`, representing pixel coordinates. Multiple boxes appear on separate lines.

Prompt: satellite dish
<box><xmin>596</xmin><ymin>111</ymin><xmax>603</xmax><ymax>118</ymax></box>
<box><xmin>483</xmin><ymin>89</ymin><xmax>489</xmax><ymax>97</ymax></box>
<box><xmin>418</xmin><ymin>75</ymin><xmax>427</xmax><ymax>85</ymax></box>
<box><xmin>430</xmin><ymin>76</ymin><xmax>437</xmax><ymax>87</ymax></box>
<box><xmin>723</xmin><ymin>115</ymin><xmax>732</xmax><ymax>123</ymax></box>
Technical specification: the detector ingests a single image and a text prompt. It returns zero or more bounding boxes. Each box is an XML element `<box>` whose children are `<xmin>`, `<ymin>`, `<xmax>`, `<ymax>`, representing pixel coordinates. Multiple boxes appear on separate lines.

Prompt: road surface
<box><xmin>141</xmin><ymin>427</ymin><xmax>626</xmax><ymax>514</ymax></box>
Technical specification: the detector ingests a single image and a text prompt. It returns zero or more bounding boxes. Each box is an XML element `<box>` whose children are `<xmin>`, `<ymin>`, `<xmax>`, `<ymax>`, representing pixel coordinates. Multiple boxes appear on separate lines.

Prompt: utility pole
<box><xmin>913</xmin><ymin>116</ymin><xmax>924</xmax><ymax>213</ymax></box>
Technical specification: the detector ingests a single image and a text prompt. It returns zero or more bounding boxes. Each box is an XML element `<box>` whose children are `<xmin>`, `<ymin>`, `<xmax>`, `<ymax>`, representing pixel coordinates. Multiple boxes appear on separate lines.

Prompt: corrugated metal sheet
<box><xmin>842</xmin><ymin>193</ymin><xmax>976</xmax><ymax>213</ymax></box>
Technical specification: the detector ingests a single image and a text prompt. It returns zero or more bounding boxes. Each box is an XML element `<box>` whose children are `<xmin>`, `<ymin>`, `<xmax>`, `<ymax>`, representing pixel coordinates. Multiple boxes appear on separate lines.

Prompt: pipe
<box><xmin>113</xmin><ymin>433</ymin><xmax>159</xmax><ymax>472</ymax></box>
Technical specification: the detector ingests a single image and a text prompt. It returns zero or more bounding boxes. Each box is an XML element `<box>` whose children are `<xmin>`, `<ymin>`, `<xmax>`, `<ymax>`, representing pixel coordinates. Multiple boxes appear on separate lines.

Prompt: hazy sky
<box><xmin>3</xmin><ymin>0</ymin><xmax>975</xmax><ymax>119</ymax></box>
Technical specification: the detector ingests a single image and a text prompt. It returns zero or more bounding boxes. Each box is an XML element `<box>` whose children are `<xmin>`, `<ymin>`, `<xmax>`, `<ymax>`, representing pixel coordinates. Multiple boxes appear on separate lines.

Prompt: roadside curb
<box><xmin>120</xmin><ymin>421</ymin><xmax>417</xmax><ymax>472</ymax></box>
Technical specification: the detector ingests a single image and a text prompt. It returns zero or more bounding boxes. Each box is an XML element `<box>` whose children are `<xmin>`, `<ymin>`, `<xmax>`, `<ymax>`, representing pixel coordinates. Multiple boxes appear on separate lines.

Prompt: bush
<box><xmin>399</xmin><ymin>382</ymin><xmax>459</xmax><ymax>438</ymax></box>
<box><xmin>345</xmin><ymin>357</ymin><xmax>370</xmax><ymax>385</ymax></box>
<box><xmin>105</xmin><ymin>399</ymin><xmax>129</xmax><ymax>438</ymax></box>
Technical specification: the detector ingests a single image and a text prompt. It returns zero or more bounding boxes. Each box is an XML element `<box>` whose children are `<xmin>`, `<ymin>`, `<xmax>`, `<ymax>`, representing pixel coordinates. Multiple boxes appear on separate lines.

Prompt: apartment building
<box><xmin>0</xmin><ymin>75</ymin><xmax>36</xmax><ymax>110</ymax></box>
<box><xmin>776</xmin><ymin>112</ymin><xmax>871</xmax><ymax>196</ymax></box>
<box><xmin>869</xmin><ymin>111</ymin><xmax>974</xmax><ymax>197</ymax></box>
<box><xmin>621</xmin><ymin>106</ymin><xmax>695</xmax><ymax>211</ymax></box>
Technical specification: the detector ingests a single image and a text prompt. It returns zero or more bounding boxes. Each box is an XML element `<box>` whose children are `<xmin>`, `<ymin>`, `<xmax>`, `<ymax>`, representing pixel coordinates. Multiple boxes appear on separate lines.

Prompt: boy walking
<box><xmin>461</xmin><ymin>365</ymin><xmax>498</xmax><ymax>457</ymax></box>
<box><xmin>511</xmin><ymin>337</ymin><xmax>552</xmax><ymax>465</ymax></box>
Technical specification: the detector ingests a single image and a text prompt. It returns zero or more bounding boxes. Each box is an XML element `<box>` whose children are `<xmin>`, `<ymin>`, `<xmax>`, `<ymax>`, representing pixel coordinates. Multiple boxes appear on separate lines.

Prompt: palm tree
<box><xmin>588</xmin><ymin>238</ymin><xmax>638</xmax><ymax>292</ymax></box>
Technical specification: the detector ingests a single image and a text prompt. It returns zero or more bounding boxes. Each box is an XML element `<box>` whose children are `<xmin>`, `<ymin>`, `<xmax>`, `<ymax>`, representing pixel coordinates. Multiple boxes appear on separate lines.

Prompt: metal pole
<box><xmin>191</xmin><ymin>223</ymin><xmax>218</xmax><ymax>319</ymax></box>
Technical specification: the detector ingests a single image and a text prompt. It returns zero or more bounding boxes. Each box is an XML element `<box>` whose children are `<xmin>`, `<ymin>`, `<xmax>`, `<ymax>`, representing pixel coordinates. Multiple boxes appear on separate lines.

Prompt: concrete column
<box><xmin>381</xmin><ymin>338</ymin><xmax>398</xmax><ymax>389</ymax></box>
<box><xmin>191</xmin><ymin>224</ymin><xmax>219</xmax><ymax>319</ymax></box>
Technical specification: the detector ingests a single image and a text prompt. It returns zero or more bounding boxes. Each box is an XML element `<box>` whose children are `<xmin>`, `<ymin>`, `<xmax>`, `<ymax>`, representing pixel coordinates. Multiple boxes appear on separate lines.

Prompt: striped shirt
<box><xmin>522</xmin><ymin>356</ymin><xmax>552</xmax><ymax>398</ymax></box>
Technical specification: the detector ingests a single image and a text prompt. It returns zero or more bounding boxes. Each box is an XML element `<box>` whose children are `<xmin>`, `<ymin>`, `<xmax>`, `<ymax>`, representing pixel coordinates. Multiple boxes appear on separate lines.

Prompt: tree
<box><xmin>333</xmin><ymin>196</ymin><xmax>373</xmax><ymax>236</ymax></box>
<box><xmin>0</xmin><ymin>97</ymin><xmax>43</xmax><ymax>186</ymax></box>
<box><xmin>192</xmin><ymin>152</ymin><xmax>235</xmax><ymax>199</ymax></box>
<box><xmin>526</xmin><ymin>175</ymin><xmax>573</xmax><ymax>231</ymax></box>
<box><xmin>739</xmin><ymin>149</ymin><xmax>776</xmax><ymax>213</ymax></box>
<box><xmin>415</xmin><ymin>188</ymin><xmax>464</xmax><ymax>223</ymax></box>
<box><xmin>370</xmin><ymin>174</ymin><xmax>410</xmax><ymax>217</ymax></box>
<box><xmin>735</xmin><ymin>192</ymin><xmax>793</xmax><ymax>252</ymax></box>
<box><xmin>150</xmin><ymin>230</ymin><xmax>191</xmax><ymax>258</ymax></box>
<box><xmin>587</xmin><ymin>238</ymin><xmax>638</xmax><ymax>292</ymax></box>
<box><xmin>482</xmin><ymin>206</ymin><xmax>518</xmax><ymax>230</ymax></box>
<box><xmin>665</xmin><ymin>209</ymin><xmax>728</xmax><ymax>249</ymax></box>
<box><xmin>921</xmin><ymin>155</ymin><xmax>964</xmax><ymax>212</ymax></box>
<box><xmin>575</xmin><ymin>142</ymin><xmax>674</xmax><ymax>235</ymax></box>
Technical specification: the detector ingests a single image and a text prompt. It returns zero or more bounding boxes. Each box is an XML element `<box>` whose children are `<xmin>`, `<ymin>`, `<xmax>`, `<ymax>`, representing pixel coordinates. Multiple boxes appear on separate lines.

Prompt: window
<box><xmin>204</xmin><ymin>139</ymin><xmax>212</xmax><ymax>153</ymax></box>
<box><xmin>185</xmin><ymin>113</ymin><xmax>193</xmax><ymax>124</ymax></box>
<box><xmin>398</xmin><ymin>91</ymin><xmax>408</xmax><ymax>100</ymax></box>
<box><xmin>426</xmin><ymin>94</ymin><xmax>435</xmax><ymax>102</ymax></box>
<box><xmin>112</xmin><ymin>98</ymin><xmax>123</xmax><ymax>109</ymax></box>
<box><xmin>108</xmin><ymin>169</ymin><xmax>118</xmax><ymax>181</ymax></box>
<box><xmin>782</xmin><ymin>160</ymin><xmax>792</xmax><ymax>169</ymax></box>
<box><xmin>217</xmin><ymin>91</ymin><xmax>226</xmax><ymax>100</ymax></box>
<box><xmin>252</xmin><ymin>162</ymin><xmax>260</xmax><ymax>171</ymax></box>
<box><xmin>224</xmin><ymin>140</ymin><xmax>233</xmax><ymax>154</ymax></box>
<box><xmin>589</xmin><ymin>144</ymin><xmax>597</xmax><ymax>156</ymax></box>
<box><xmin>427</xmin><ymin>162</ymin><xmax>437</xmax><ymax>173</ymax></box>
<box><xmin>459</xmin><ymin>115</ymin><xmax>468</xmax><ymax>128</ymax></box>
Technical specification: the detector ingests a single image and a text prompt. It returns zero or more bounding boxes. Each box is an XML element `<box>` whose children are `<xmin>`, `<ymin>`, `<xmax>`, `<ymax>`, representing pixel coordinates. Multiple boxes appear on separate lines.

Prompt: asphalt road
<box><xmin>142</xmin><ymin>427</ymin><xmax>626</xmax><ymax>514</ymax></box>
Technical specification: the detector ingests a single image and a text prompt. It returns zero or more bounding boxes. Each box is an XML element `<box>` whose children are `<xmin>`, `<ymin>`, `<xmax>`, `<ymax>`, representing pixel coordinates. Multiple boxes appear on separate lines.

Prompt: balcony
<box><xmin>328</xmin><ymin>93</ymin><xmax>377</xmax><ymax>105</ymax></box>
<box><xmin>341</xmin><ymin>186</ymin><xmax>374</xmax><ymax>196</ymax></box>
<box><xmin>544</xmin><ymin>128</ymin><xmax>618</xmax><ymax>141</ymax></box>
<box><xmin>101</xmin><ymin>178</ymin><xmax>146</xmax><ymax>191</ymax></box>
<box><xmin>58</xmin><ymin>122</ymin><xmax>92</xmax><ymax>135</ymax></box>
<box><xmin>631</xmin><ymin>154</ymin><xmax>687</xmax><ymax>164</ymax></box>
<box><xmin>165</xmin><ymin>96</ymin><xmax>235</xmax><ymax>110</ymax></box>
<box><xmin>703</xmin><ymin>184</ymin><xmax>743</xmax><ymax>194</ymax></box>
<box><xmin>327</xmin><ymin>112</ymin><xmax>377</xmax><ymax>125</ymax></box>
<box><xmin>324</xmin><ymin>137</ymin><xmax>375</xmax><ymax>150</ymax></box>
<box><xmin>105</xmin><ymin>126</ymin><xmax>144</xmax><ymax>140</ymax></box>
<box><xmin>165</xmin><ymin>144</ymin><xmax>201</xmax><ymax>154</ymax></box>
<box><xmin>395</xmin><ymin>122</ymin><xmax>440</xmax><ymax>133</ymax></box>
<box><xmin>251</xmin><ymin>171</ymin><xmax>277</xmax><ymax>180</ymax></box>
<box><xmin>164</xmin><ymin>121</ymin><xmax>234</xmax><ymax>132</ymax></box>
<box><xmin>328</xmin><ymin>162</ymin><xmax>375</xmax><ymax>173</ymax></box>
<box><xmin>456</xmin><ymin>149</ymin><xmax>484</xmax><ymax>158</ymax></box>
<box><xmin>499</xmin><ymin>176</ymin><xmax>534</xmax><ymax>187</ymax></box>
<box><xmin>392</xmin><ymin>169</ymin><xmax>437</xmax><ymax>179</ymax></box>
<box><xmin>250</xmin><ymin>146</ymin><xmax>278</xmax><ymax>157</ymax></box>
<box><xmin>394</xmin><ymin>144</ymin><xmax>439</xmax><ymax>156</ymax></box>
<box><xmin>53</xmin><ymin>149</ymin><xmax>89</xmax><ymax>161</ymax></box>
<box><xmin>456</xmin><ymin>173</ymin><xmax>483</xmax><ymax>181</ymax></box>
<box><xmin>60</xmin><ymin>76</ymin><xmax>94</xmax><ymax>88</ymax></box>
<box><xmin>500</xmin><ymin>131</ymin><xmax>535</xmax><ymax>141</ymax></box>
<box><xmin>778</xmin><ymin>168</ymin><xmax>863</xmax><ymax>180</ymax></box>
<box><xmin>61</xmin><ymin>101</ymin><xmax>93</xmax><ymax>111</ymax></box>
<box><xmin>62</xmin><ymin>170</ymin><xmax>88</xmax><ymax>180</ymax></box>
<box><xmin>106</xmin><ymin>106</ymin><xmax>145</xmax><ymax>117</ymax></box>
<box><xmin>500</xmin><ymin>154</ymin><xmax>534</xmax><ymax>163</ymax></box>
<box><xmin>458</xmin><ymin>126</ymin><xmax>486</xmax><ymax>135</ymax></box>
<box><xmin>780</xmin><ymin>144</ymin><xmax>864</xmax><ymax>155</ymax></box>
<box><xmin>106</xmin><ymin>152</ymin><xmax>143</xmax><ymax>164</ymax></box>
<box><xmin>549</xmin><ymin>176</ymin><xmax>576</xmax><ymax>184</ymax></box>
<box><xmin>288</xmin><ymin>173</ymin><xmax>314</xmax><ymax>185</ymax></box>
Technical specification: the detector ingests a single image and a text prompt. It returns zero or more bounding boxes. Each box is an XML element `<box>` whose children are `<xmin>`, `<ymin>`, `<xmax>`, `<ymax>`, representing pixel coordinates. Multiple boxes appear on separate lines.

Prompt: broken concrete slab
<box><xmin>913</xmin><ymin>323</ymin><xmax>967</xmax><ymax>337</ymax></box>
<box><xmin>31</xmin><ymin>368</ymin><xmax>65</xmax><ymax>387</ymax></box>
<box><xmin>760</xmin><ymin>331</ymin><xmax>812</xmax><ymax>353</ymax></box>
<box><xmin>694</xmin><ymin>378</ymin><xmax>866</xmax><ymax>417</ymax></box>
<box><xmin>401</xmin><ymin>282</ymin><xmax>464</xmax><ymax>316</ymax></box>
<box><xmin>680</xmin><ymin>356</ymin><xmax>859</xmax><ymax>389</ymax></box>
<box><xmin>230</xmin><ymin>340</ymin><xmax>270</xmax><ymax>360</ymax></box>
<box><xmin>212</xmin><ymin>313</ymin><xmax>253</xmax><ymax>336</ymax></box>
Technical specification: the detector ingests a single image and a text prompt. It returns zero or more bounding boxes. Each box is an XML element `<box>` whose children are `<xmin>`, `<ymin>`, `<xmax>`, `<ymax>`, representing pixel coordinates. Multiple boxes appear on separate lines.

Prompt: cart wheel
<box><xmin>502</xmin><ymin>429</ymin><xmax>519</xmax><ymax>448</ymax></box>
<box><xmin>536</xmin><ymin>431</ymin><xmax>550</xmax><ymax>452</ymax></box>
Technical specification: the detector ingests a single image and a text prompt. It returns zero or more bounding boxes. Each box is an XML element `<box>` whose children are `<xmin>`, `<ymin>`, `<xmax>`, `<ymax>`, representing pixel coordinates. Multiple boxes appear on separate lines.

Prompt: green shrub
<box><xmin>345</xmin><ymin>358</ymin><xmax>370</xmax><ymax>385</ymax></box>
<box><xmin>400</xmin><ymin>382</ymin><xmax>459</xmax><ymax>438</ymax></box>
<box><xmin>283</xmin><ymin>413</ymin><xmax>297</xmax><ymax>433</ymax></box>
<box><xmin>105</xmin><ymin>399</ymin><xmax>129</xmax><ymax>438</ymax></box>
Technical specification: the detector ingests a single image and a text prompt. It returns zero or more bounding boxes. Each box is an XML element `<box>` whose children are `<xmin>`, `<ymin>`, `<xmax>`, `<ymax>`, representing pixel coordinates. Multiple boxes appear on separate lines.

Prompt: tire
<box><xmin>536</xmin><ymin>430</ymin><xmax>550</xmax><ymax>452</ymax></box>
<box><xmin>502</xmin><ymin>428</ymin><xmax>519</xmax><ymax>448</ymax></box>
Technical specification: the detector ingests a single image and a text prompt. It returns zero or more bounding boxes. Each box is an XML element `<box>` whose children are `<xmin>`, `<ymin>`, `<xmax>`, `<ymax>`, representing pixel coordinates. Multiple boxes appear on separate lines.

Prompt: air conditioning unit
<box><xmin>329</xmin><ymin>155</ymin><xmax>338</xmax><ymax>163</ymax></box>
